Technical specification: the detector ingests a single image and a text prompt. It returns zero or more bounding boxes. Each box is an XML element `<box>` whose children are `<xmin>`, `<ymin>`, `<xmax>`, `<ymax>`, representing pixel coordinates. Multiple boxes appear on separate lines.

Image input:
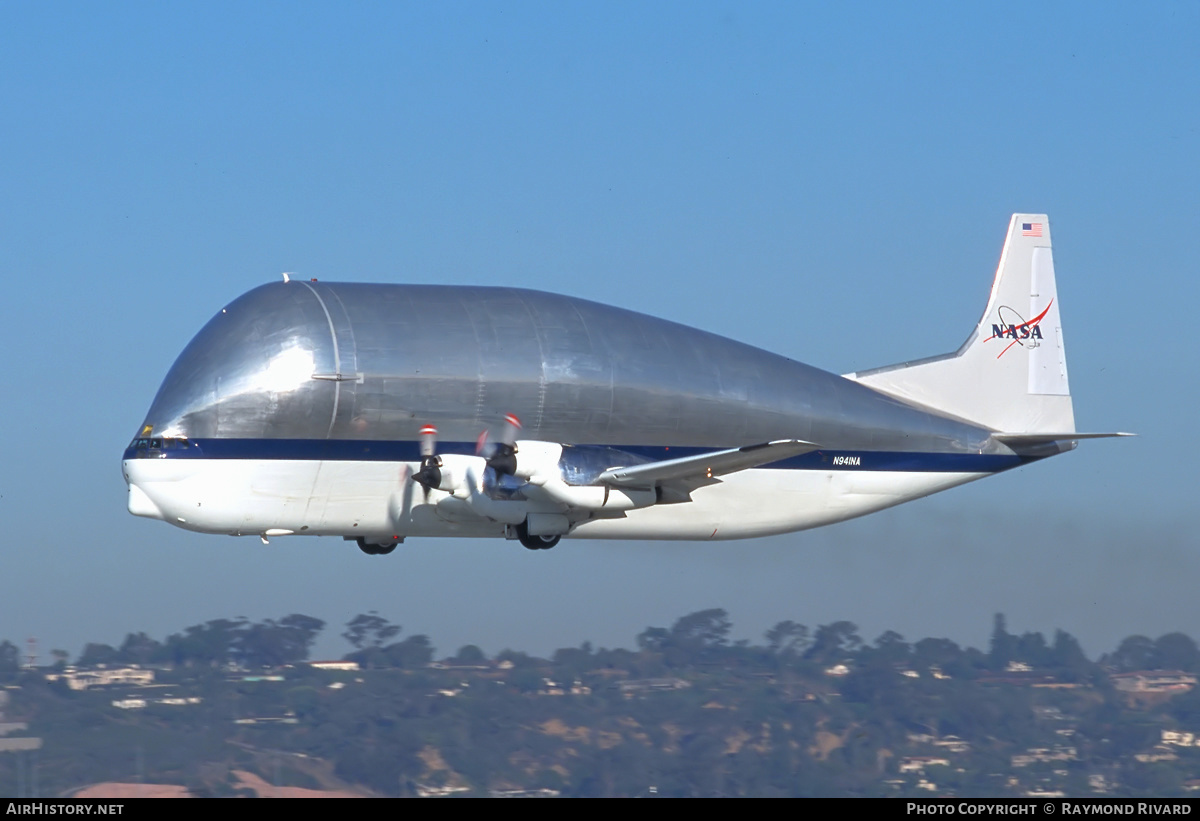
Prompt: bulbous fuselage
<box><xmin>138</xmin><ymin>280</ymin><xmax>994</xmax><ymax>453</ymax></box>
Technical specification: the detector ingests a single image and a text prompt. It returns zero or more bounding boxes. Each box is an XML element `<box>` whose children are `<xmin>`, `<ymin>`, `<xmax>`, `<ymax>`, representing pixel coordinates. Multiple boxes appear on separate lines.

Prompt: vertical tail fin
<box><xmin>847</xmin><ymin>214</ymin><xmax>1074</xmax><ymax>433</ymax></box>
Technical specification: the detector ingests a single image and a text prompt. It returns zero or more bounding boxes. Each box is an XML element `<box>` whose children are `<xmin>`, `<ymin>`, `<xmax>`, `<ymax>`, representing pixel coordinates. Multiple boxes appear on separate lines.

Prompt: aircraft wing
<box><xmin>596</xmin><ymin>439</ymin><xmax>820</xmax><ymax>488</ymax></box>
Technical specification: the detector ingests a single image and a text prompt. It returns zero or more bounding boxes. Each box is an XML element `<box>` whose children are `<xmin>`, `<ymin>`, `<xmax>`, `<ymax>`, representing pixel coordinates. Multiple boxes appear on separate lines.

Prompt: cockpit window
<box><xmin>127</xmin><ymin>436</ymin><xmax>191</xmax><ymax>455</ymax></box>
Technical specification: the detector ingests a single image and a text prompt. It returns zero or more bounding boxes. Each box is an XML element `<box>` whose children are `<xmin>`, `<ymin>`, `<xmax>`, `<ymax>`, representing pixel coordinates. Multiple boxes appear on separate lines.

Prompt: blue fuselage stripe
<box><xmin>122</xmin><ymin>439</ymin><xmax>1036</xmax><ymax>474</ymax></box>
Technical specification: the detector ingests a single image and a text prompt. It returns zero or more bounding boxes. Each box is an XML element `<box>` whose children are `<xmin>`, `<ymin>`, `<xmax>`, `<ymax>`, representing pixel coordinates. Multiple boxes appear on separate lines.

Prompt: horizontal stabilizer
<box><xmin>993</xmin><ymin>431</ymin><xmax>1136</xmax><ymax>447</ymax></box>
<box><xmin>597</xmin><ymin>440</ymin><xmax>819</xmax><ymax>487</ymax></box>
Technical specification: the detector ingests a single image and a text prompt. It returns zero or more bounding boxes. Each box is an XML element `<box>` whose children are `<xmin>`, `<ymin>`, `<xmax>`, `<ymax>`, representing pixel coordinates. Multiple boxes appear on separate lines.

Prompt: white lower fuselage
<box><xmin>123</xmin><ymin>456</ymin><xmax>987</xmax><ymax>543</ymax></box>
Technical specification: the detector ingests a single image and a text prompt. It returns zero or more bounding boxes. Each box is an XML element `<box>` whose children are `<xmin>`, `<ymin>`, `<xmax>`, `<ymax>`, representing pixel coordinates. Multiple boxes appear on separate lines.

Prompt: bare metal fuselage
<box><xmin>126</xmin><ymin>215</ymin><xmax>1116</xmax><ymax>548</ymax></box>
<box><xmin>137</xmin><ymin>281</ymin><xmax>998</xmax><ymax>451</ymax></box>
<box><xmin>122</xmin><ymin>281</ymin><xmax>1034</xmax><ymax>545</ymax></box>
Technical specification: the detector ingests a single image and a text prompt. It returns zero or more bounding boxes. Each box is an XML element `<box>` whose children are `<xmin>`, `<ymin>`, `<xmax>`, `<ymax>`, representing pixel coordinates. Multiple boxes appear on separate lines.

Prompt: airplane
<box><xmin>122</xmin><ymin>214</ymin><xmax>1129</xmax><ymax>554</ymax></box>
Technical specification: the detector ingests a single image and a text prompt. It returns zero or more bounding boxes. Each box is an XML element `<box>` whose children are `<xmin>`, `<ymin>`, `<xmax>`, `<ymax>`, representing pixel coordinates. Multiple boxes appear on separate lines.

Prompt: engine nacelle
<box><xmin>511</xmin><ymin>440</ymin><xmax>565</xmax><ymax>482</ymax></box>
<box><xmin>512</xmin><ymin>440</ymin><xmax>658</xmax><ymax>512</ymax></box>
<box><xmin>422</xmin><ymin>453</ymin><xmax>485</xmax><ymax>495</ymax></box>
<box><xmin>426</xmin><ymin>442</ymin><xmax>661</xmax><ymax>524</ymax></box>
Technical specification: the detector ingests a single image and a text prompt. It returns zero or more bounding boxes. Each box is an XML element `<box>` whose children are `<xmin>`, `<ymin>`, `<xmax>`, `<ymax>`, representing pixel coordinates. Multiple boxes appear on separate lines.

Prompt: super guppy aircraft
<box><xmin>123</xmin><ymin>214</ymin><xmax>1127</xmax><ymax>554</ymax></box>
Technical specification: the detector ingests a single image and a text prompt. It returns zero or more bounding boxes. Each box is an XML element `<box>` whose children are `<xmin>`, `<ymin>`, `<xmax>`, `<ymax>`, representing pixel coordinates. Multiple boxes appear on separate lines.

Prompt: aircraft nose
<box><xmin>127</xmin><ymin>482</ymin><xmax>164</xmax><ymax>520</ymax></box>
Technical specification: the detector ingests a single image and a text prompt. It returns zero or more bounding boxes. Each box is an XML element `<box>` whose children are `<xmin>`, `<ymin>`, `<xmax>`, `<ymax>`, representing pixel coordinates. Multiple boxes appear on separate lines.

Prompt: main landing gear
<box><xmin>357</xmin><ymin>537</ymin><xmax>399</xmax><ymax>555</ymax></box>
<box><xmin>515</xmin><ymin>521</ymin><xmax>560</xmax><ymax>551</ymax></box>
<box><xmin>351</xmin><ymin>523</ymin><xmax>563</xmax><ymax>554</ymax></box>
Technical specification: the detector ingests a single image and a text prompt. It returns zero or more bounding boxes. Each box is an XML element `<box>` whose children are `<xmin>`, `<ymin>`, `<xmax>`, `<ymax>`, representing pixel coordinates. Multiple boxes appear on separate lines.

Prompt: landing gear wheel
<box><xmin>516</xmin><ymin>521</ymin><xmax>561</xmax><ymax>551</ymax></box>
<box><xmin>357</xmin><ymin>538</ymin><xmax>398</xmax><ymax>555</ymax></box>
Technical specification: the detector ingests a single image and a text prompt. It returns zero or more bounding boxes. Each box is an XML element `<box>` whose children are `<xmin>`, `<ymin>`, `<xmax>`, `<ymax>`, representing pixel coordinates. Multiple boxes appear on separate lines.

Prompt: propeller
<box><xmin>477</xmin><ymin>413</ymin><xmax>522</xmax><ymax>478</ymax></box>
<box><xmin>392</xmin><ymin>461</ymin><xmax>417</xmax><ymax>524</ymax></box>
<box><xmin>411</xmin><ymin>423</ymin><xmax>442</xmax><ymax>497</ymax></box>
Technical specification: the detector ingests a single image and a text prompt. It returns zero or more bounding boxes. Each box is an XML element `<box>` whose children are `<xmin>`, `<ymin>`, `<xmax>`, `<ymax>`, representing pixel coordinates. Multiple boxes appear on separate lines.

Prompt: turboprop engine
<box><xmin>393</xmin><ymin>420</ymin><xmax>662</xmax><ymax>551</ymax></box>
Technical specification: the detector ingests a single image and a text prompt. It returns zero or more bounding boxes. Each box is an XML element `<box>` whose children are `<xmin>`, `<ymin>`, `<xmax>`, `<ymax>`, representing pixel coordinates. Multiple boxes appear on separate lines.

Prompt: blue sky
<box><xmin>1</xmin><ymin>2</ymin><xmax>1197</xmax><ymax>661</ymax></box>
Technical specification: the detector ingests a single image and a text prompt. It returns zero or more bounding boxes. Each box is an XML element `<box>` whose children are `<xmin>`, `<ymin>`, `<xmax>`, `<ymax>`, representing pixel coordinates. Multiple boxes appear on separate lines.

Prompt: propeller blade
<box><xmin>413</xmin><ymin>423</ymin><xmax>442</xmax><ymax>495</ymax></box>
<box><xmin>500</xmin><ymin>413</ymin><xmax>522</xmax><ymax>446</ymax></box>
<box><xmin>395</xmin><ymin>464</ymin><xmax>416</xmax><ymax>517</ymax></box>
<box><xmin>419</xmin><ymin>424</ymin><xmax>438</xmax><ymax>458</ymax></box>
<box><xmin>486</xmin><ymin>412</ymin><xmax>522</xmax><ymax>478</ymax></box>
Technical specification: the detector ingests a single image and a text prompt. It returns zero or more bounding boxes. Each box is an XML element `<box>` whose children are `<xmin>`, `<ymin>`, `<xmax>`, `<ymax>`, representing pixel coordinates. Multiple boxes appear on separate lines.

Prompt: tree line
<box><xmin>2</xmin><ymin>608</ymin><xmax>1199</xmax><ymax>677</ymax></box>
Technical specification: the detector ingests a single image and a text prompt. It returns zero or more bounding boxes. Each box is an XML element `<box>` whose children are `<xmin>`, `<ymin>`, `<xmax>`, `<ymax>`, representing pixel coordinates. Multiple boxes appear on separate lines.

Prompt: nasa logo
<box><xmin>985</xmin><ymin>301</ymin><xmax>1053</xmax><ymax>358</ymax></box>
<box><xmin>991</xmin><ymin>323</ymin><xmax>1043</xmax><ymax>341</ymax></box>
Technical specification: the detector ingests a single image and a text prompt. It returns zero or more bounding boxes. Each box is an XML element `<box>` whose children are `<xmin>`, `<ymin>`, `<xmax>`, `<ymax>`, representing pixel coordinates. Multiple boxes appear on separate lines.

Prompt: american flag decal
<box><xmin>1022</xmin><ymin>222</ymin><xmax>1043</xmax><ymax>237</ymax></box>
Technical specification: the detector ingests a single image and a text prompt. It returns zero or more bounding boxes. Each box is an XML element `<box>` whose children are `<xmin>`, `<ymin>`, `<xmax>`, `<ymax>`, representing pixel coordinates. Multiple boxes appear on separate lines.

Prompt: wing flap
<box><xmin>596</xmin><ymin>440</ymin><xmax>819</xmax><ymax>488</ymax></box>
